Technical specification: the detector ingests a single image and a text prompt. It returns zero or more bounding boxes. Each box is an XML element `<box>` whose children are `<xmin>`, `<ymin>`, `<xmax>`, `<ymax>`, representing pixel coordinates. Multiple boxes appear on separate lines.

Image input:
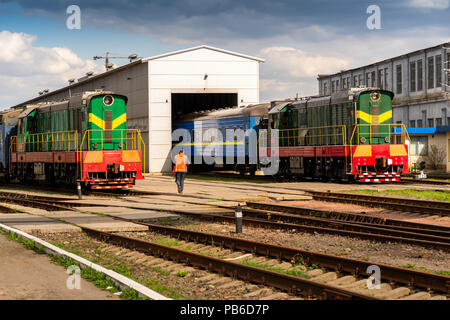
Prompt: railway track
<box><xmin>2</xmin><ymin>190</ymin><xmax>449</xmax><ymax>250</ymax></box>
<box><xmin>401</xmin><ymin>178</ymin><xmax>450</xmax><ymax>186</ymax></box>
<box><xmin>2</xmin><ymin>191</ymin><xmax>449</xmax><ymax>299</ymax></box>
<box><xmin>307</xmin><ymin>191</ymin><xmax>450</xmax><ymax>217</ymax></box>
<box><xmin>245</xmin><ymin>201</ymin><xmax>450</xmax><ymax>235</ymax></box>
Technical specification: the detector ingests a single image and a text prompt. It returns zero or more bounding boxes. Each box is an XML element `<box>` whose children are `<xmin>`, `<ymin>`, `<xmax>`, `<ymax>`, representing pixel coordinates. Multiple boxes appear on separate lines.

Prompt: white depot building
<box><xmin>12</xmin><ymin>45</ymin><xmax>264</xmax><ymax>172</ymax></box>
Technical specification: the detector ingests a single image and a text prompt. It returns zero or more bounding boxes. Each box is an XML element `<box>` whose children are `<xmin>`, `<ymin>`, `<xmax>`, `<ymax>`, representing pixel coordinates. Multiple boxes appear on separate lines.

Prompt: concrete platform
<box><xmin>0</xmin><ymin>230</ymin><xmax>118</xmax><ymax>300</ymax></box>
<box><xmin>0</xmin><ymin>213</ymin><xmax>80</xmax><ymax>233</ymax></box>
<box><xmin>76</xmin><ymin>206</ymin><xmax>179</xmax><ymax>222</ymax></box>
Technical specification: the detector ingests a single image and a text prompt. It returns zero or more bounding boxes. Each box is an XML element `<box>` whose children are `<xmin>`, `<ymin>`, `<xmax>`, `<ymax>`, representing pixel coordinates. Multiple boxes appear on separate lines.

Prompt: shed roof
<box><xmin>143</xmin><ymin>45</ymin><xmax>265</xmax><ymax>63</ymax></box>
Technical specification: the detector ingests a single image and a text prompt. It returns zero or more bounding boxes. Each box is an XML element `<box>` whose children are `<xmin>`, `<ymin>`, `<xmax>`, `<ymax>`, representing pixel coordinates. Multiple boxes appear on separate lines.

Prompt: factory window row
<box><xmin>322</xmin><ymin>52</ymin><xmax>448</xmax><ymax>96</ymax></box>
<box><xmin>409</xmin><ymin>117</ymin><xmax>449</xmax><ymax>128</ymax></box>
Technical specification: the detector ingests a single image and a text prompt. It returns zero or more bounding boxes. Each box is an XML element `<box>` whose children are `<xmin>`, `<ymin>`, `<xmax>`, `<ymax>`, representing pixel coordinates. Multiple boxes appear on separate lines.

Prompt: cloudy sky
<box><xmin>0</xmin><ymin>0</ymin><xmax>449</xmax><ymax>107</ymax></box>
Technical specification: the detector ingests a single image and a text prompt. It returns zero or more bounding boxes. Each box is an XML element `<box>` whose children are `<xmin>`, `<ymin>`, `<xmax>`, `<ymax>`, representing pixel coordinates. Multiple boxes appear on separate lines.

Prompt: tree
<box><xmin>420</xmin><ymin>144</ymin><xmax>446</xmax><ymax>170</ymax></box>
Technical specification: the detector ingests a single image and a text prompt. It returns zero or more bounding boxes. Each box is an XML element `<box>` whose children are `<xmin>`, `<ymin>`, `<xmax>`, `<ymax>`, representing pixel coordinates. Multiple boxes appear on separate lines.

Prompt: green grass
<box><xmin>346</xmin><ymin>188</ymin><xmax>450</xmax><ymax>202</ymax></box>
<box><xmin>176</xmin><ymin>271</ymin><xmax>188</xmax><ymax>277</ymax></box>
<box><xmin>156</xmin><ymin>237</ymin><xmax>180</xmax><ymax>247</ymax></box>
<box><xmin>402</xmin><ymin>264</ymin><xmax>450</xmax><ymax>276</ymax></box>
<box><xmin>153</xmin><ymin>267</ymin><xmax>170</xmax><ymax>275</ymax></box>
<box><xmin>157</xmin><ymin>219</ymin><xmax>177</xmax><ymax>226</ymax></box>
<box><xmin>146</xmin><ymin>279</ymin><xmax>189</xmax><ymax>300</ymax></box>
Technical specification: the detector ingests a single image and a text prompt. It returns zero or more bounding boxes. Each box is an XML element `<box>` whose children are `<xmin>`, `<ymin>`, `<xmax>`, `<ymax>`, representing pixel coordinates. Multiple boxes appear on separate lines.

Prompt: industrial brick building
<box><xmin>317</xmin><ymin>42</ymin><xmax>450</xmax><ymax>172</ymax></box>
<box><xmin>10</xmin><ymin>45</ymin><xmax>264</xmax><ymax>173</ymax></box>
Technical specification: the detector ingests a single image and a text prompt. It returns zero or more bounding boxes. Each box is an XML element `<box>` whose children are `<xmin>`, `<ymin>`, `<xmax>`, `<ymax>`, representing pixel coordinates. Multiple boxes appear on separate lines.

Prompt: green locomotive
<box><xmin>266</xmin><ymin>88</ymin><xmax>409</xmax><ymax>181</ymax></box>
<box><xmin>11</xmin><ymin>91</ymin><xmax>144</xmax><ymax>188</ymax></box>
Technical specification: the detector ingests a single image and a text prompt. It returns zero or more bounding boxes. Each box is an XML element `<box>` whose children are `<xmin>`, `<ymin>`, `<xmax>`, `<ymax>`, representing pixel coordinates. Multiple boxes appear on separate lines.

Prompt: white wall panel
<box><xmin>147</xmin><ymin>47</ymin><xmax>261</xmax><ymax>173</ymax></box>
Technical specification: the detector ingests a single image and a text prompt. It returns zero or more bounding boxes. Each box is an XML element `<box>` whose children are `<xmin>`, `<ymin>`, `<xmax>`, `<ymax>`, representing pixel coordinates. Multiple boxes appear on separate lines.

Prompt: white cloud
<box><xmin>259</xmin><ymin>46</ymin><xmax>349</xmax><ymax>78</ymax></box>
<box><xmin>406</xmin><ymin>0</ymin><xmax>449</xmax><ymax>10</ymax></box>
<box><xmin>0</xmin><ymin>30</ymin><xmax>102</xmax><ymax>107</ymax></box>
<box><xmin>257</xmin><ymin>26</ymin><xmax>450</xmax><ymax>102</ymax></box>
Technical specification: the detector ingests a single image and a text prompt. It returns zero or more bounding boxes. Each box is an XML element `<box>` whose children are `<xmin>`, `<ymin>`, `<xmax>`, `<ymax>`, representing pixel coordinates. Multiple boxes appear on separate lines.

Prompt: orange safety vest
<box><xmin>174</xmin><ymin>153</ymin><xmax>188</xmax><ymax>173</ymax></box>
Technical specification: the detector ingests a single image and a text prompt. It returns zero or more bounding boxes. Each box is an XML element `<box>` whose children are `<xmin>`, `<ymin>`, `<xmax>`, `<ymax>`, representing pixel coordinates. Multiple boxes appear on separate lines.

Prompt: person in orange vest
<box><xmin>173</xmin><ymin>149</ymin><xmax>188</xmax><ymax>194</ymax></box>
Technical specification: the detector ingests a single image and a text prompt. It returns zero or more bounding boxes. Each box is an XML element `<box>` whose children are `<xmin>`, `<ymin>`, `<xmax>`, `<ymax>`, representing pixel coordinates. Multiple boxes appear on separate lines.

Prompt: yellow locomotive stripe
<box><xmin>89</xmin><ymin>113</ymin><xmax>105</xmax><ymax>129</ymax></box>
<box><xmin>357</xmin><ymin>110</ymin><xmax>392</xmax><ymax>124</ymax></box>
<box><xmin>357</xmin><ymin>110</ymin><xmax>372</xmax><ymax>123</ymax></box>
<box><xmin>378</xmin><ymin>110</ymin><xmax>392</xmax><ymax>123</ymax></box>
<box><xmin>112</xmin><ymin>113</ymin><xmax>127</xmax><ymax>129</ymax></box>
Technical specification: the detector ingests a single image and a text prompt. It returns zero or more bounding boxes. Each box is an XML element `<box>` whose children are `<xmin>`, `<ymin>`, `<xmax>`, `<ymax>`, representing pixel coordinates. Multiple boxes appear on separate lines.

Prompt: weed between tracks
<box><xmin>346</xmin><ymin>188</ymin><xmax>450</xmax><ymax>202</ymax></box>
<box><xmin>403</xmin><ymin>264</ymin><xmax>450</xmax><ymax>276</ymax></box>
<box><xmin>46</xmin><ymin>235</ymin><xmax>189</xmax><ymax>300</ymax></box>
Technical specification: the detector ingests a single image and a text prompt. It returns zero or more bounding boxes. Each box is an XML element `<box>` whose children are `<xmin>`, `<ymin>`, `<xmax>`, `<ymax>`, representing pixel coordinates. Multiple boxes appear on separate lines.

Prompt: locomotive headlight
<box><xmin>103</xmin><ymin>95</ymin><xmax>114</xmax><ymax>106</ymax></box>
<box><xmin>360</xmin><ymin>137</ymin><xmax>366</xmax><ymax>144</ymax></box>
<box><xmin>93</xmin><ymin>143</ymin><xmax>98</xmax><ymax>149</ymax></box>
<box><xmin>385</xmin><ymin>137</ymin><xmax>390</xmax><ymax>143</ymax></box>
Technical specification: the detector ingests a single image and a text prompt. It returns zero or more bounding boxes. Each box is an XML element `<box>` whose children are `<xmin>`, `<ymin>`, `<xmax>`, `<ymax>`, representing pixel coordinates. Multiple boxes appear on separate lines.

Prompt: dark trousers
<box><xmin>175</xmin><ymin>172</ymin><xmax>186</xmax><ymax>192</ymax></box>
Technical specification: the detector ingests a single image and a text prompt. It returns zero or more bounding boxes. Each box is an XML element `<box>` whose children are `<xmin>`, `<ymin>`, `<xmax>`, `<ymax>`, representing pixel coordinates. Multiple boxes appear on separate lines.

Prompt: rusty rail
<box><xmin>245</xmin><ymin>202</ymin><xmax>450</xmax><ymax>236</ymax></box>
<box><xmin>307</xmin><ymin>191</ymin><xmax>450</xmax><ymax>217</ymax></box>
<box><xmin>81</xmin><ymin>226</ymin><xmax>376</xmax><ymax>300</ymax></box>
<box><xmin>89</xmin><ymin>218</ymin><xmax>450</xmax><ymax>294</ymax></box>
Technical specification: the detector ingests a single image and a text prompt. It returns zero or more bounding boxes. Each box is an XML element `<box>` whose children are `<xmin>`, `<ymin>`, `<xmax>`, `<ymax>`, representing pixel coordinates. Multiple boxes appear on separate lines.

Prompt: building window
<box><xmin>323</xmin><ymin>82</ymin><xmax>328</xmax><ymax>95</ymax></box>
<box><xmin>447</xmin><ymin>53</ymin><xmax>450</xmax><ymax>88</ymax></box>
<box><xmin>428</xmin><ymin>118</ymin><xmax>434</xmax><ymax>127</ymax></box>
<box><xmin>365</xmin><ymin>73</ymin><xmax>370</xmax><ymax>86</ymax></box>
<box><xmin>417</xmin><ymin>119</ymin><xmax>423</xmax><ymax>127</ymax></box>
<box><xmin>427</xmin><ymin>56</ymin><xmax>434</xmax><ymax>89</ymax></box>
<box><xmin>435</xmin><ymin>54</ymin><xmax>442</xmax><ymax>87</ymax></box>
<box><xmin>336</xmin><ymin>80</ymin><xmax>340</xmax><ymax>91</ymax></box>
<box><xmin>410</xmin><ymin>136</ymin><xmax>428</xmax><ymax>156</ymax></box>
<box><xmin>358</xmin><ymin>74</ymin><xmax>363</xmax><ymax>86</ymax></box>
<box><xmin>353</xmin><ymin>75</ymin><xmax>358</xmax><ymax>87</ymax></box>
<box><xmin>384</xmin><ymin>68</ymin><xmax>388</xmax><ymax>90</ymax></box>
<box><xmin>396</xmin><ymin>121</ymin><xmax>402</xmax><ymax>124</ymax></box>
<box><xmin>410</xmin><ymin>61</ymin><xmax>416</xmax><ymax>92</ymax></box>
<box><xmin>435</xmin><ymin>118</ymin><xmax>442</xmax><ymax>126</ymax></box>
<box><xmin>331</xmin><ymin>81</ymin><xmax>335</xmax><ymax>93</ymax></box>
<box><xmin>409</xmin><ymin>120</ymin><xmax>415</xmax><ymax>127</ymax></box>
<box><xmin>378</xmin><ymin>69</ymin><xmax>383</xmax><ymax>89</ymax></box>
<box><xmin>396</xmin><ymin>65</ymin><xmax>402</xmax><ymax>94</ymax></box>
<box><xmin>417</xmin><ymin>60</ymin><xmax>423</xmax><ymax>91</ymax></box>
<box><xmin>371</xmin><ymin>71</ymin><xmax>376</xmax><ymax>87</ymax></box>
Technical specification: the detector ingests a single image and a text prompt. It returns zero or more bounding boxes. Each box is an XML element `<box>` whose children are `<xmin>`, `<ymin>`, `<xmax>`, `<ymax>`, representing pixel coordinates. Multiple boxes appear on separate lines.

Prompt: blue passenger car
<box><xmin>173</xmin><ymin>104</ymin><xmax>269</xmax><ymax>174</ymax></box>
<box><xmin>0</xmin><ymin>108</ymin><xmax>21</xmax><ymax>176</ymax></box>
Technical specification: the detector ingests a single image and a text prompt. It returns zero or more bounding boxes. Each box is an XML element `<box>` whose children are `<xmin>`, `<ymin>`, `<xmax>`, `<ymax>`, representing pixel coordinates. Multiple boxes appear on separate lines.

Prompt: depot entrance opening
<box><xmin>171</xmin><ymin>93</ymin><xmax>238</xmax><ymax>120</ymax></box>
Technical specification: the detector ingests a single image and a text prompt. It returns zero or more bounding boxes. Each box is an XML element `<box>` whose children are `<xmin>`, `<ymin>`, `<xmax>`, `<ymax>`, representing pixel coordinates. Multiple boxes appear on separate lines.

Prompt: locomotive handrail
<box><xmin>277</xmin><ymin>125</ymin><xmax>347</xmax><ymax>147</ymax></box>
<box><xmin>10</xmin><ymin>131</ymin><xmax>79</xmax><ymax>153</ymax></box>
<box><xmin>78</xmin><ymin>129</ymin><xmax>146</xmax><ymax>179</ymax></box>
<box><xmin>349</xmin><ymin>124</ymin><xmax>410</xmax><ymax>173</ymax></box>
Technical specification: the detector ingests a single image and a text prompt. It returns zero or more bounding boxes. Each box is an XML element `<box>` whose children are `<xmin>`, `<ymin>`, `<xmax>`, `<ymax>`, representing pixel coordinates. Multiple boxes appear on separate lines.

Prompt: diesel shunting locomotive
<box><xmin>1</xmin><ymin>91</ymin><xmax>145</xmax><ymax>189</ymax></box>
